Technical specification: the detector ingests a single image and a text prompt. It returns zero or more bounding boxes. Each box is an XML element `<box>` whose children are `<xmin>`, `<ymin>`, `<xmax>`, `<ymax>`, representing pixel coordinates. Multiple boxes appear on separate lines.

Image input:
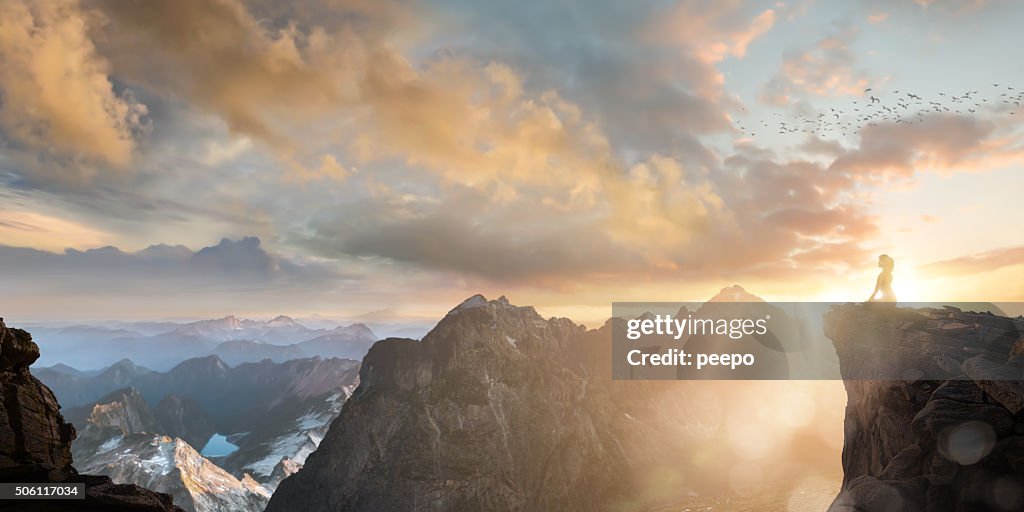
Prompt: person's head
<box><xmin>878</xmin><ymin>254</ymin><xmax>895</xmax><ymax>272</ymax></box>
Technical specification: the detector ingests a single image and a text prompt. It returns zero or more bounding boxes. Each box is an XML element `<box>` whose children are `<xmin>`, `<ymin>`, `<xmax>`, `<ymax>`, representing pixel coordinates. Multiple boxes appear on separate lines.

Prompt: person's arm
<box><xmin>867</xmin><ymin>274</ymin><xmax>881</xmax><ymax>302</ymax></box>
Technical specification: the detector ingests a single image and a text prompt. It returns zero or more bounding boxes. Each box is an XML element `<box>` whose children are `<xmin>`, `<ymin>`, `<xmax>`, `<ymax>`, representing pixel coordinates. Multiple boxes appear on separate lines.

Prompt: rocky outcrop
<box><xmin>1</xmin><ymin>319</ymin><xmax>75</xmax><ymax>483</ymax></box>
<box><xmin>265</xmin><ymin>295</ymin><xmax>797</xmax><ymax>512</ymax></box>
<box><xmin>825</xmin><ymin>304</ymin><xmax>1024</xmax><ymax>512</ymax></box>
<box><xmin>78</xmin><ymin>388</ymin><xmax>158</xmax><ymax>436</ymax></box>
<box><xmin>0</xmin><ymin>317</ymin><xmax>182</xmax><ymax>511</ymax></box>
<box><xmin>65</xmin><ymin>388</ymin><xmax>214</xmax><ymax>450</ymax></box>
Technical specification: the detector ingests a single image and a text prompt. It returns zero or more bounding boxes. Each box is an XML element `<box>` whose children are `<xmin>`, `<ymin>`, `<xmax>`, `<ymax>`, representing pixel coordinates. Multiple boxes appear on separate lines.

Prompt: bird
<box><xmin>731</xmin><ymin>82</ymin><xmax>1019</xmax><ymax>142</ymax></box>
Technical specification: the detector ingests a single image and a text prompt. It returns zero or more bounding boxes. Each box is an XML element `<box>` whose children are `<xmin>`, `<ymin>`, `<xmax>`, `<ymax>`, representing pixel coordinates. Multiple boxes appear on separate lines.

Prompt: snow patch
<box><xmin>98</xmin><ymin>435</ymin><xmax>123</xmax><ymax>452</ymax></box>
<box><xmin>242</xmin><ymin>387</ymin><xmax>351</xmax><ymax>477</ymax></box>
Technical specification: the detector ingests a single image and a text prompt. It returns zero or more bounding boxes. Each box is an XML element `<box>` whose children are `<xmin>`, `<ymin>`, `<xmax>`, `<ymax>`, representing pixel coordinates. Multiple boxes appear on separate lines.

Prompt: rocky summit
<box><xmin>0</xmin><ymin>317</ymin><xmax>182</xmax><ymax>511</ymax></box>
<box><xmin>825</xmin><ymin>304</ymin><xmax>1024</xmax><ymax>512</ymax></box>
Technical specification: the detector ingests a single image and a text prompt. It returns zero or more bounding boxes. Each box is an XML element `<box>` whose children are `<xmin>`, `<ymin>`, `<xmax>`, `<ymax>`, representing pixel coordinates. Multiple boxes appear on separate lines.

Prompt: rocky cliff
<box><xmin>64</xmin><ymin>388</ymin><xmax>215</xmax><ymax>450</ymax></box>
<box><xmin>0</xmin><ymin>317</ymin><xmax>182</xmax><ymax>511</ymax></box>
<box><xmin>265</xmin><ymin>294</ymin><xmax>835</xmax><ymax>512</ymax></box>
<box><xmin>825</xmin><ymin>304</ymin><xmax>1024</xmax><ymax>512</ymax></box>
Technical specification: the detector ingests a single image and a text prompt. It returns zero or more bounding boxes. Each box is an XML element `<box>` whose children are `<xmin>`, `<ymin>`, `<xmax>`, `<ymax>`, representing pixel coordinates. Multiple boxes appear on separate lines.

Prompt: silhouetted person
<box><xmin>867</xmin><ymin>254</ymin><xmax>896</xmax><ymax>303</ymax></box>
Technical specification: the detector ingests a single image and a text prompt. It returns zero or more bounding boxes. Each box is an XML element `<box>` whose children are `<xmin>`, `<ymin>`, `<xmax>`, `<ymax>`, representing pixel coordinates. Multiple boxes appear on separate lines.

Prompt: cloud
<box><xmin>921</xmin><ymin>245</ymin><xmax>1024</xmax><ymax>277</ymax></box>
<box><xmin>798</xmin><ymin>136</ymin><xmax>847</xmax><ymax>158</ymax></box>
<box><xmin>829</xmin><ymin>114</ymin><xmax>1024</xmax><ymax>178</ymax></box>
<box><xmin>0</xmin><ymin>0</ymin><xmax>419</xmax><ymax>185</ymax></box>
<box><xmin>74</xmin><ymin>0</ymin><xmax>637</xmax><ymax>188</ymax></box>
<box><xmin>0</xmin><ymin>209</ymin><xmax>114</xmax><ymax>251</ymax></box>
<box><xmin>0</xmin><ymin>0</ymin><xmax>147</xmax><ymax>174</ymax></box>
<box><xmin>647</xmin><ymin>2</ymin><xmax>776</xmax><ymax>63</ymax></box>
<box><xmin>760</xmin><ymin>26</ymin><xmax>871</xmax><ymax>106</ymax></box>
<box><xmin>190</xmin><ymin>237</ymin><xmax>275</xmax><ymax>280</ymax></box>
<box><xmin>291</xmin><ymin>145</ymin><xmax>878</xmax><ymax>285</ymax></box>
<box><xmin>867</xmin><ymin>12</ymin><xmax>890</xmax><ymax>23</ymax></box>
<box><xmin>0</xmin><ymin>236</ymin><xmax>341</xmax><ymax>292</ymax></box>
<box><xmin>88</xmin><ymin>0</ymin><xmax>344</xmax><ymax>149</ymax></box>
<box><xmin>2</xmin><ymin>0</ymin><xmax>1021</xmax><ymax>314</ymax></box>
<box><xmin>0</xmin><ymin>0</ymin><xmax>759</xmax><ymax>197</ymax></box>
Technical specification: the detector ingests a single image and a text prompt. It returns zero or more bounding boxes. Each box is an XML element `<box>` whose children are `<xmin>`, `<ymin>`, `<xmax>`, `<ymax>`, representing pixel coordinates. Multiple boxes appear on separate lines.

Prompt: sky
<box><xmin>0</xmin><ymin>0</ymin><xmax>1022</xmax><ymax>324</ymax></box>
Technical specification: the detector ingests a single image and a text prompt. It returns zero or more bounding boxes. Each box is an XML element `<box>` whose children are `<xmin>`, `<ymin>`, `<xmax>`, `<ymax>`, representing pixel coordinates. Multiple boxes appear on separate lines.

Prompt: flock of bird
<box><xmin>735</xmin><ymin>83</ymin><xmax>1024</xmax><ymax>139</ymax></box>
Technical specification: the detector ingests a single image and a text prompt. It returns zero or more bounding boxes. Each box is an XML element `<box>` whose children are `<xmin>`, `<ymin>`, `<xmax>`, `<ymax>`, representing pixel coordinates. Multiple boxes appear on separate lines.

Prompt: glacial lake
<box><xmin>200</xmin><ymin>433</ymin><xmax>239</xmax><ymax>457</ymax></box>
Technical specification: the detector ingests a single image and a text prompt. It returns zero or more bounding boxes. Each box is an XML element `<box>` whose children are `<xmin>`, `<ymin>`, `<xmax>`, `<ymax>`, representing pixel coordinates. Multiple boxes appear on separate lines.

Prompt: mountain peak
<box><xmin>267</xmin><ymin>315</ymin><xmax>299</xmax><ymax>327</ymax></box>
<box><xmin>707</xmin><ymin>284</ymin><xmax>765</xmax><ymax>303</ymax></box>
<box><xmin>450</xmin><ymin>294</ymin><xmax>518</xmax><ymax>314</ymax></box>
<box><xmin>47</xmin><ymin>362</ymin><xmax>84</xmax><ymax>375</ymax></box>
<box><xmin>169</xmin><ymin>354</ymin><xmax>230</xmax><ymax>375</ymax></box>
<box><xmin>452</xmin><ymin>294</ymin><xmax>489</xmax><ymax>311</ymax></box>
<box><xmin>102</xmin><ymin>358</ymin><xmax>151</xmax><ymax>376</ymax></box>
<box><xmin>182</xmin><ymin>315</ymin><xmax>242</xmax><ymax>330</ymax></box>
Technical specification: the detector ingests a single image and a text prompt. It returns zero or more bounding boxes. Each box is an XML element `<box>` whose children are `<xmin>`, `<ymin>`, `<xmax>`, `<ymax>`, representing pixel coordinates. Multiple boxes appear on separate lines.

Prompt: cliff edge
<box><xmin>825</xmin><ymin>304</ymin><xmax>1024</xmax><ymax>512</ymax></box>
<box><xmin>0</xmin><ymin>317</ymin><xmax>182</xmax><ymax>511</ymax></box>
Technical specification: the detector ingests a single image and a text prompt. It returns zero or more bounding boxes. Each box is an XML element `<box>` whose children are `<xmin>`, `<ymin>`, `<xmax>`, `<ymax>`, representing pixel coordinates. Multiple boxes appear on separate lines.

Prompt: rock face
<box><xmin>266</xmin><ymin>295</ymin><xmax>790</xmax><ymax>512</ymax></box>
<box><xmin>65</xmin><ymin>388</ymin><xmax>215</xmax><ymax>450</ymax></box>
<box><xmin>152</xmin><ymin>395</ymin><xmax>216</xmax><ymax>450</ymax></box>
<box><xmin>825</xmin><ymin>304</ymin><xmax>1024</xmax><ymax>512</ymax></box>
<box><xmin>0</xmin><ymin>318</ymin><xmax>75</xmax><ymax>482</ymax></box>
<box><xmin>0</xmin><ymin>317</ymin><xmax>182</xmax><ymax>511</ymax></box>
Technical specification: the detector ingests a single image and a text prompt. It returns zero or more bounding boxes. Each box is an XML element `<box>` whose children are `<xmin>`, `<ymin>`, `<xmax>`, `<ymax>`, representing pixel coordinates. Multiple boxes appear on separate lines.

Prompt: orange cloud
<box><xmin>0</xmin><ymin>0</ymin><xmax>146</xmax><ymax>171</ymax></box>
<box><xmin>0</xmin><ymin>210</ymin><xmax>113</xmax><ymax>251</ymax></box>
<box><xmin>760</xmin><ymin>26</ymin><xmax>871</xmax><ymax>105</ymax></box>
<box><xmin>649</xmin><ymin>3</ymin><xmax>776</xmax><ymax>63</ymax></box>
<box><xmin>642</xmin><ymin>2</ymin><xmax>776</xmax><ymax>104</ymax></box>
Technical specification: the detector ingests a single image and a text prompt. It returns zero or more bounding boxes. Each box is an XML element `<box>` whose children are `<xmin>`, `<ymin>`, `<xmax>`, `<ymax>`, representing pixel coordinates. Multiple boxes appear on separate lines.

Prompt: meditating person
<box><xmin>867</xmin><ymin>254</ymin><xmax>896</xmax><ymax>303</ymax></box>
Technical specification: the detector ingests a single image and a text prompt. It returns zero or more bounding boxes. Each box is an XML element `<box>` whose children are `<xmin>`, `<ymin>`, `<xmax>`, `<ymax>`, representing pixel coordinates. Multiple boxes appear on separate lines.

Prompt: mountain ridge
<box><xmin>30</xmin><ymin>316</ymin><xmax>380</xmax><ymax>371</ymax></box>
<box><xmin>267</xmin><ymin>291</ymin><xmax>839</xmax><ymax>512</ymax></box>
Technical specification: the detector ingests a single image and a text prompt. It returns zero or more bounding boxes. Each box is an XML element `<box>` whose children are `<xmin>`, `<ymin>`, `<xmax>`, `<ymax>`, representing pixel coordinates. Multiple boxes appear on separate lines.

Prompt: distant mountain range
<box><xmin>32</xmin><ymin>354</ymin><xmax>361</xmax><ymax>508</ymax></box>
<box><xmin>27</xmin><ymin>315</ymin><xmax>385</xmax><ymax>370</ymax></box>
